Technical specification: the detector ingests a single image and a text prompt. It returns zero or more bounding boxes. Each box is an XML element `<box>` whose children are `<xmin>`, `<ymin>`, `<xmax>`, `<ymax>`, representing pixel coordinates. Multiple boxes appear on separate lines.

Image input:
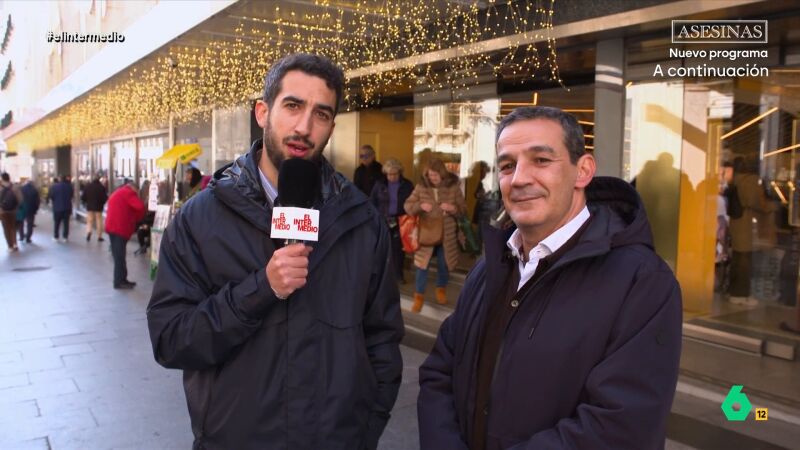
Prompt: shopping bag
<box><xmin>399</xmin><ymin>215</ymin><xmax>419</xmax><ymax>253</ymax></box>
<box><xmin>456</xmin><ymin>215</ymin><xmax>480</xmax><ymax>255</ymax></box>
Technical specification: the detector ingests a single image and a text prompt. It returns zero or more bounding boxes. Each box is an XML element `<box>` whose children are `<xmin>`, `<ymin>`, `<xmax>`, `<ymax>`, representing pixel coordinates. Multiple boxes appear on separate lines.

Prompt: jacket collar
<box><xmin>483</xmin><ymin>176</ymin><xmax>654</xmax><ymax>280</ymax></box>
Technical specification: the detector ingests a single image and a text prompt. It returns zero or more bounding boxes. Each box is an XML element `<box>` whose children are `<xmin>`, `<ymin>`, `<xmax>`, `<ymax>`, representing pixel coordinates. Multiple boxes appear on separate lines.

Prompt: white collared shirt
<box><xmin>506</xmin><ymin>206</ymin><xmax>590</xmax><ymax>291</ymax></box>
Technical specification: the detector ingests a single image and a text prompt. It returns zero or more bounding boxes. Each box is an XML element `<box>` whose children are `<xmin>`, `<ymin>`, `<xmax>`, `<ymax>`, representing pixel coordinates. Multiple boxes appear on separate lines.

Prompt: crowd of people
<box><xmin>358</xmin><ymin>146</ymin><xmax>497</xmax><ymax>313</ymax></box>
<box><xmin>3</xmin><ymin>144</ymin><xmax>492</xmax><ymax>301</ymax></box>
<box><xmin>1</xmin><ymin>172</ymin><xmax>155</xmax><ymax>290</ymax></box>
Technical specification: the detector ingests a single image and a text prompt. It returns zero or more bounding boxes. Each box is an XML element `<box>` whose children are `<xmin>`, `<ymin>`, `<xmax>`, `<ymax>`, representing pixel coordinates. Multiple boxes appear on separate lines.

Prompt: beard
<box><xmin>263</xmin><ymin>116</ymin><xmax>328</xmax><ymax>170</ymax></box>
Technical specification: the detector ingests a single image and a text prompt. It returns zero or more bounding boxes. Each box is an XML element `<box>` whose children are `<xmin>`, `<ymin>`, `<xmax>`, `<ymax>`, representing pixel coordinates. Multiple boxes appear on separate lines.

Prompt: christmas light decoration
<box><xmin>8</xmin><ymin>0</ymin><xmax>559</xmax><ymax>151</ymax></box>
<box><xmin>1</xmin><ymin>60</ymin><xmax>11</xmax><ymax>90</ymax></box>
<box><xmin>0</xmin><ymin>14</ymin><xmax>11</xmax><ymax>54</ymax></box>
<box><xmin>0</xmin><ymin>110</ymin><xmax>11</xmax><ymax>129</ymax></box>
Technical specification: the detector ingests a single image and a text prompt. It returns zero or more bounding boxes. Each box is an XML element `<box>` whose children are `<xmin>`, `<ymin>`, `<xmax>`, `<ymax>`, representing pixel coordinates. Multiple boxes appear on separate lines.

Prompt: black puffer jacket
<box><xmin>81</xmin><ymin>179</ymin><xmax>108</xmax><ymax>212</ymax></box>
<box><xmin>147</xmin><ymin>140</ymin><xmax>404</xmax><ymax>450</ymax></box>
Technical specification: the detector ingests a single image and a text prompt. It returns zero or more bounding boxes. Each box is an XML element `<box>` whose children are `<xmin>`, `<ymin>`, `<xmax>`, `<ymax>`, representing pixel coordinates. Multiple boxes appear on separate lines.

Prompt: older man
<box><xmin>418</xmin><ymin>106</ymin><xmax>682</xmax><ymax>449</ymax></box>
<box><xmin>354</xmin><ymin>144</ymin><xmax>384</xmax><ymax>195</ymax></box>
<box><xmin>105</xmin><ymin>180</ymin><xmax>145</xmax><ymax>289</ymax></box>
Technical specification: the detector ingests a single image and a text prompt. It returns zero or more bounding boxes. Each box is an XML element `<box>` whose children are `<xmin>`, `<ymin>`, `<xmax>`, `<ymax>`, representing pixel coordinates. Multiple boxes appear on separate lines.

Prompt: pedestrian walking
<box><xmin>15</xmin><ymin>198</ymin><xmax>26</xmax><ymax>244</ymax></box>
<box><xmin>81</xmin><ymin>175</ymin><xmax>108</xmax><ymax>242</ymax></box>
<box><xmin>146</xmin><ymin>53</ymin><xmax>403</xmax><ymax>449</ymax></box>
<box><xmin>418</xmin><ymin>106</ymin><xmax>682</xmax><ymax>449</ymax></box>
<box><xmin>354</xmin><ymin>144</ymin><xmax>384</xmax><ymax>195</ymax></box>
<box><xmin>104</xmin><ymin>180</ymin><xmax>145</xmax><ymax>289</ymax></box>
<box><xmin>48</xmin><ymin>175</ymin><xmax>74</xmax><ymax>242</ymax></box>
<box><xmin>19</xmin><ymin>180</ymin><xmax>40</xmax><ymax>243</ymax></box>
<box><xmin>403</xmin><ymin>158</ymin><xmax>466</xmax><ymax>311</ymax></box>
<box><xmin>0</xmin><ymin>172</ymin><xmax>22</xmax><ymax>251</ymax></box>
<box><xmin>179</xmin><ymin>167</ymin><xmax>205</xmax><ymax>202</ymax></box>
<box><xmin>370</xmin><ymin>158</ymin><xmax>414</xmax><ymax>283</ymax></box>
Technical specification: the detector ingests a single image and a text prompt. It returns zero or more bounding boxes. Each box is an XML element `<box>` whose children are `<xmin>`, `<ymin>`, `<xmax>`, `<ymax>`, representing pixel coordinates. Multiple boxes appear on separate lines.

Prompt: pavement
<box><xmin>1</xmin><ymin>212</ymin><xmax>799</xmax><ymax>449</ymax></box>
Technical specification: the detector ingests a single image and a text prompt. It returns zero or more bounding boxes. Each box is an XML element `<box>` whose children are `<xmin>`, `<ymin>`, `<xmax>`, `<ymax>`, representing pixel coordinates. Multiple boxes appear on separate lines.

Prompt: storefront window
<box><xmin>75</xmin><ymin>148</ymin><xmax>91</xmax><ymax>187</ymax></box>
<box><xmin>413</xmin><ymin>99</ymin><xmax>501</xmax><ymax>247</ymax></box>
<box><xmin>138</xmin><ymin>134</ymin><xmax>169</xmax><ymax>207</ymax></box>
<box><xmin>36</xmin><ymin>158</ymin><xmax>56</xmax><ymax>197</ymax></box>
<box><xmin>111</xmin><ymin>139</ymin><xmax>134</xmax><ymax>189</ymax></box>
<box><xmin>89</xmin><ymin>141</ymin><xmax>110</xmax><ymax>198</ymax></box>
<box><xmin>625</xmin><ymin>81</ymin><xmax>685</xmax><ymax>271</ymax></box>
<box><xmin>626</xmin><ymin>72</ymin><xmax>800</xmax><ymax>347</ymax></box>
<box><xmin>214</xmin><ymin>105</ymin><xmax>251</xmax><ymax>171</ymax></box>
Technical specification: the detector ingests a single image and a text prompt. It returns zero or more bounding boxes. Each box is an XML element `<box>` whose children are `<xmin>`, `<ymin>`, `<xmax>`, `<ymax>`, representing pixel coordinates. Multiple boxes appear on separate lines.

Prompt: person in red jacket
<box><xmin>105</xmin><ymin>180</ymin><xmax>146</xmax><ymax>289</ymax></box>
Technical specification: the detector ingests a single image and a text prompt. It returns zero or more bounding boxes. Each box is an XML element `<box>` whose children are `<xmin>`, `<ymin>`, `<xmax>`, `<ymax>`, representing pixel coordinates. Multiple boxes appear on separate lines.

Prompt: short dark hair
<box><xmin>496</xmin><ymin>106</ymin><xmax>586</xmax><ymax>164</ymax></box>
<box><xmin>1</xmin><ymin>172</ymin><xmax>9</xmax><ymax>182</ymax></box>
<box><xmin>186</xmin><ymin>167</ymin><xmax>202</xmax><ymax>187</ymax></box>
<box><xmin>263</xmin><ymin>53</ymin><xmax>345</xmax><ymax>116</ymax></box>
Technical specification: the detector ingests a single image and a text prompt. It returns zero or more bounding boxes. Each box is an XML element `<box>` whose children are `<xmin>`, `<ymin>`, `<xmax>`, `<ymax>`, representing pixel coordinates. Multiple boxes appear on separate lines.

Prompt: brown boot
<box><xmin>412</xmin><ymin>293</ymin><xmax>424</xmax><ymax>313</ymax></box>
<box><xmin>435</xmin><ymin>287</ymin><xmax>448</xmax><ymax>305</ymax></box>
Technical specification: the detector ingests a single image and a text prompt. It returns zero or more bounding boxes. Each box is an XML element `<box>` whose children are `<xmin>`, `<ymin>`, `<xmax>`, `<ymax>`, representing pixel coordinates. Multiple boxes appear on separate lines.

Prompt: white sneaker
<box><xmin>59</xmin><ymin>238</ymin><xmax>68</xmax><ymax>243</ymax></box>
<box><xmin>729</xmin><ymin>296</ymin><xmax>748</xmax><ymax>305</ymax></box>
<box><xmin>52</xmin><ymin>237</ymin><xmax>58</xmax><ymax>242</ymax></box>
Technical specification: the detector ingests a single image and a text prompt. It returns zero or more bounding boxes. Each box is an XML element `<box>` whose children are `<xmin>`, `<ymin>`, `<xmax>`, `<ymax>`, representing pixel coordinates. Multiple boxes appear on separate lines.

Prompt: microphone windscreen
<box><xmin>277</xmin><ymin>158</ymin><xmax>321</xmax><ymax>208</ymax></box>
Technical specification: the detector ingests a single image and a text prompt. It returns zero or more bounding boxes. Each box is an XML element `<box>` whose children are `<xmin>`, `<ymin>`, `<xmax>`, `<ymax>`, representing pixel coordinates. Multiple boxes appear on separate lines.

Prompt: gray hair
<box><xmin>382</xmin><ymin>158</ymin><xmax>403</xmax><ymax>175</ymax></box>
<box><xmin>495</xmin><ymin>106</ymin><xmax>586</xmax><ymax>164</ymax></box>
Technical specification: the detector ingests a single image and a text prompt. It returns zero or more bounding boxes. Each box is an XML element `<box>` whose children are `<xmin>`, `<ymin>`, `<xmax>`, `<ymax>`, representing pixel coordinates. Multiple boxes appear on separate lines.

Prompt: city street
<box><xmin>0</xmin><ymin>214</ymin><xmax>423</xmax><ymax>449</ymax></box>
<box><xmin>2</xmin><ymin>213</ymin><xmax>799</xmax><ymax>449</ymax></box>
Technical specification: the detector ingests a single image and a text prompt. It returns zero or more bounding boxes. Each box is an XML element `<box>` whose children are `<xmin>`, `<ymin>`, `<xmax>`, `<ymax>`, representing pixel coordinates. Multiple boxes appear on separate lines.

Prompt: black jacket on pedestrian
<box><xmin>370</xmin><ymin>177</ymin><xmax>413</xmax><ymax>218</ymax></box>
<box><xmin>20</xmin><ymin>182</ymin><xmax>40</xmax><ymax>216</ymax></box>
<box><xmin>81</xmin><ymin>179</ymin><xmax>108</xmax><ymax>212</ymax></box>
<box><xmin>418</xmin><ymin>177</ymin><xmax>682</xmax><ymax>450</ymax></box>
<box><xmin>147</xmin><ymin>140</ymin><xmax>404</xmax><ymax>450</ymax></box>
<box><xmin>354</xmin><ymin>160</ymin><xmax>385</xmax><ymax>196</ymax></box>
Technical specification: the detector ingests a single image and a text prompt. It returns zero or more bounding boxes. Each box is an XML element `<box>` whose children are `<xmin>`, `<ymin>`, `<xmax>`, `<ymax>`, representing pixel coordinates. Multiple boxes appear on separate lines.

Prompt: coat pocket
<box><xmin>309</xmin><ymin>255</ymin><xmax>369</xmax><ymax>329</ymax></box>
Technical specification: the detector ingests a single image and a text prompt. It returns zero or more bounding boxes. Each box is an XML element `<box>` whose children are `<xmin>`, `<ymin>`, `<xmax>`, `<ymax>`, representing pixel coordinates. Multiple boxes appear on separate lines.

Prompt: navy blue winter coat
<box><xmin>370</xmin><ymin>177</ymin><xmax>413</xmax><ymax>218</ymax></box>
<box><xmin>418</xmin><ymin>177</ymin><xmax>682</xmax><ymax>449</ymax></box>
<box><xmin>20</xmin><ymin>182</ymin><xmax>40</xmax><ymax>216</ymax></box>
<box><xmin>147</xmin><ymin>141</ymin><xmax>404</xmax><ymax>450</ymax></box>
<box><xmin>48</xmin><ymin>181</ymin><xmax>73</xmax><ymax>213</ymax></box>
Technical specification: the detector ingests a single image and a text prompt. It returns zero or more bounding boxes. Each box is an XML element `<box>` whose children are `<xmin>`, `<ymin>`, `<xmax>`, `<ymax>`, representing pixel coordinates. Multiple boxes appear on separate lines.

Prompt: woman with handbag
<box><xmin>370</xmin><ymin>158</ymin><xmax>414</xmax><ymax>283</ymax></box>
<box><xmin>404</xmin><ymin>158</ymin><xmax>466</xmax><ymax>312</ymax></box>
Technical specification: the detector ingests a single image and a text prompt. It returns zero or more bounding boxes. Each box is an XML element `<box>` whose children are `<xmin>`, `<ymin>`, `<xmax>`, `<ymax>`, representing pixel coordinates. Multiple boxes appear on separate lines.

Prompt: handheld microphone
<box><xmin>270</xmin><ymin>158</ymin><xmax>321</xmax><ymax>244</ymax></box>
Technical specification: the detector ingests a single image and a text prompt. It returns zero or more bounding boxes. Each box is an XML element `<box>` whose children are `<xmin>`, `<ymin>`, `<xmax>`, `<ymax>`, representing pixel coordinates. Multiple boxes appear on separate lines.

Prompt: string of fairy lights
<box><xmin>8</xmin><ymin>0</ymin><xmax>560</xmax><ymax>151</ymax></box>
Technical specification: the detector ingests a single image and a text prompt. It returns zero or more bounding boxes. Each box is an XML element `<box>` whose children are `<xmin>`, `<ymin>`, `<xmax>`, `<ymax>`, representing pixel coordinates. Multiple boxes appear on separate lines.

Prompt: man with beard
<box><xmin>147</xmin><ymin>53</ymin><xmax>403</xmax><ymax>450</ymax></box>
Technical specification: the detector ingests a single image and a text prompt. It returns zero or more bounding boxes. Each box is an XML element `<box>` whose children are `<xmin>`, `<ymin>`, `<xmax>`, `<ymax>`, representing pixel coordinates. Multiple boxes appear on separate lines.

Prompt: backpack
<box><xmin>724</xmin><ymin>184</ymin><xmax>743</xmax><ymax>219</ymax></box>
<box><xmin>1</xmin><ymin>186</ymin><xmax>18</xmax><ymax>211</ymax></box>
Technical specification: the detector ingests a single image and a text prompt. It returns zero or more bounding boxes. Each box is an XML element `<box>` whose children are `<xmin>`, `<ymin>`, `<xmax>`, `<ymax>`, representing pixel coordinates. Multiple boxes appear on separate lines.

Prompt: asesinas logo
<box><xmin>672</xmin><ymin>20</ymin><xmax>767</xmax><ymax>44</ymax></box>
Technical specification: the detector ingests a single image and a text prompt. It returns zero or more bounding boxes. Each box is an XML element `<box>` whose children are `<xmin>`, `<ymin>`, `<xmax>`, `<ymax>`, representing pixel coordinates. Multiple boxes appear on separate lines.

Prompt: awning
<box><xmin>155</xmin><ymin>143</ymin><xmax>202</xmax><ymax>169</ymax></box>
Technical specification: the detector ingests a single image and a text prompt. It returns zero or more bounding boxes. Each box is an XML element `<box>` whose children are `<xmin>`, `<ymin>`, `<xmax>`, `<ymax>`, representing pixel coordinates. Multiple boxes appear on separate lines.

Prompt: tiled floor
<box><xmin>0</xmin><ymin>214</ymin><xmax>426</xmax><ymax>449</ymax></box>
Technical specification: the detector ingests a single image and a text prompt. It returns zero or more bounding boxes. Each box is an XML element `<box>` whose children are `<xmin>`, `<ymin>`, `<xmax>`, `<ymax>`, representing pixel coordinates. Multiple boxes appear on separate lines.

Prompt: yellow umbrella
<box><xmin>156</xmin><ymin>143</ymin><xmax>202</xmax><ymax>169</ymax></box>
